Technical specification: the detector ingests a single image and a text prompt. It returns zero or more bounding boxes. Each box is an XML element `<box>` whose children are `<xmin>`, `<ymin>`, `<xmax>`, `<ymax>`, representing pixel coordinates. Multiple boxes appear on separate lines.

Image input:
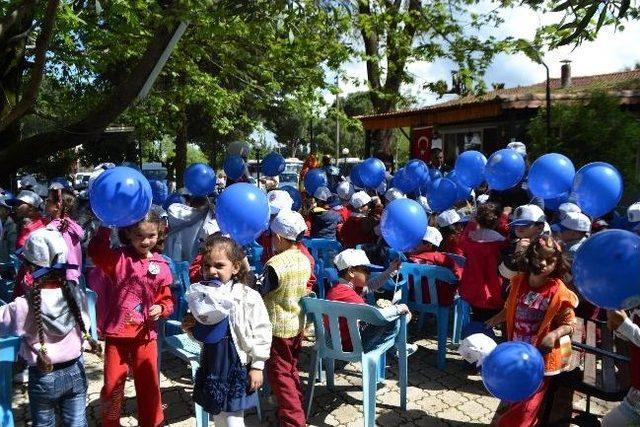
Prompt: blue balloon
<box><xmin>261</xmin><ymin>152</ymin><xmax>286</xmax><ymax>177</ymax></box>
<box><xmin>429</xmin><ymin>167</ymin><xmax>443</xmax><ymax>182</ymax></box>
<box><xmin>280</xmin><ymin>185</ymin><xmax>302</xmax><ymax>211</ymax></box>
<box><xmin>405</xmin><ymin>159</ymin><xmax>430</xmax><ymax>188</ymax></box>
<box><xmin>543</xmin><ymin>192</ymin><xmax>570</xmax><ymax>211</ymax></box>
<box><xmin>454</xmin><ymin>150</ymin><xmax>487</xmax><ymax>188</ymax></box>
<box><xmin>572</xmin><ymin>229</ymin><xmax>640</xmax><ymax>309</ymax></box>
<box><xmin>446</xmin><ymin>171</ymin><xmax>472</xmax><ymax>202</ymax></box>
<box><xmin>571</xmin><ymin>162</ymin><xmax>623</xmax><ymax>218</ymax></box>
<box><xmin>185</xmin><ymin>163</ymin><xmax>216</xmax><ymax>196</ymax></box>
<box><xmin>149</xmin><ymin>180</ymin><xmax>168</xmax><ymax>205</ymax></box>
<box><xmin>304</xmin><ymin>168</ymin><xmax>328</xmax><ymax>196</ymax></box>
<box><xmin>427</xmin><ymin>178</ymin><xmax>458</xmax><ymax>212</ymax></box>
<box><xmin>528</xmin><ymin>153</ymin><xmax>575</xmax><ymax>199</ymax></box>
<box><xmin>482</xmin><ymin>342</ymin><xmax>544</xmax><ymax>402</ymax></box>
<box><xmin>216</xmin><ymin>183</ymin><xmax>270</xmax><ymax>245</ymax></box>
<box><xmin>393</xmin><ymin>168</ymin><xmax>419</xmax><ymax>194</ymax></box>
<box><xmin>485</xmin><ymin>148</ymin><xmax>526</xmax><ymax>191</ymax></box>
<box><xmin>349</xmin><ymin>163</ymin><xmax>365</xmax><ymax>189</ymax></box>
<box><xmin>380</xmin><ymin>199</ymin><xmax>428</xmax><ymax>251</ymax></box>
<box><xmin>163</xmin><ymin>192</ymin><xmax>185</xmax><ymax>210</ymax></box>
<box><xmin>223</xmin><ymin>155</ymin><xmax>245</xmax><ymax>181</ymax></box>
<box><xmin>360</xmin><ymin>158</ymin><xmax>386</xmax><ymax>189</ymax></box>
<box><xmin>89</xmin><ymin>166</ymin><xmax>152</xmax><ymax>227</ymax></box>
<box><xmin>376</xmin><ymin>179</ymin><xmax>388</xmax><ymax>194</ymax></box>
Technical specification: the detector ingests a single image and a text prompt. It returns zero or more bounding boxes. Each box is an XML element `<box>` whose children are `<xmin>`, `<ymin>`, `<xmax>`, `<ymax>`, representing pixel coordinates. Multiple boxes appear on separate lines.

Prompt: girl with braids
<box><xmin>45</xmin><ymin>187</ymin><xmax>84</xmax><ymax>283</ymax></box>
<box><xmin>181</xmin><ymin>234</ymin><xmax>272</xmax><ymax>427</ymax></box>
<box><xmin>487</xmin><ymin>235</ymin><xmax>578</xmax><ymax>426</ymax></box>
<box><xmin>88</xmin><ymin>210</ymin><xmax>174</xmax><ymax>427</ymax></box>
<box><xmin>0</xmin><ymin>228</ymin><xmax>101</xmax><ymax>426</ymax></box>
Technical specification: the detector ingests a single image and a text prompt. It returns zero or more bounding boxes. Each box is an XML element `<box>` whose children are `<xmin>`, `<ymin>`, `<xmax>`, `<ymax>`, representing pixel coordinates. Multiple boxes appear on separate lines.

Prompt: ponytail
<box><xmin>28</xmin><ymin>283</ymin><xmax>52</xmax><ymax>373</ymax></box>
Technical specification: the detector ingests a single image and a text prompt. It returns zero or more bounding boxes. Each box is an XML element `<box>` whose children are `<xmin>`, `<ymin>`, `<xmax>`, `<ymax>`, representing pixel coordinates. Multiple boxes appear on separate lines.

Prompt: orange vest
<box><xmin>506</xmin><ymin>274</ymin><xmax>579</xmax><ymax>375</ymax></box>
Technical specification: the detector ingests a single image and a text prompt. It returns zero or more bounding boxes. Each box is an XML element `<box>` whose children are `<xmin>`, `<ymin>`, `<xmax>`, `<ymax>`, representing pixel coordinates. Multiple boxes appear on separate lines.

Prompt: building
<box><xmin>356</xmin><ymin>65</ymin><xmax>640</xmax><ymax>165</ymax></box>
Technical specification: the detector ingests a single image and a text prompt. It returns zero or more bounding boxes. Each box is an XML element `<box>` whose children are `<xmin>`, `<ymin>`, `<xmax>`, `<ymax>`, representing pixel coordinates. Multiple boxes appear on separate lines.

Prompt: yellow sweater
<box><xmin>263</xmin><ymin>248</ymin><xmax>312</xmax><ymax>338</ymax></box>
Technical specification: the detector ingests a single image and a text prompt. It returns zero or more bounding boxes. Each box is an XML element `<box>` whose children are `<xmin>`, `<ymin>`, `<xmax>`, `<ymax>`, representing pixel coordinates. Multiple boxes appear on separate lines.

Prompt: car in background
<box><xmin>278</xmin><ymin>172</ymin><xmax>299</xmax><ymax>189</ymax></box>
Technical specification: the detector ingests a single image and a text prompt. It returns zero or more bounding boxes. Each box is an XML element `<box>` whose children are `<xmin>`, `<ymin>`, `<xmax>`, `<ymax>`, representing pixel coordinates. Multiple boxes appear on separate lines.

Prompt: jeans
<box><xmin>602</xmin><ymin>387</ymin><xmax>640</xmax><ymax>426</ymax></box>
<box><xmin>361</xmin><ymin>320</ymin><xmax>400</xmax><ymax>353</ymax></box>
<box><xmin>28</xmin><ymin>358</ymin><xmax>88</xmax><ymax>427</ymax></box>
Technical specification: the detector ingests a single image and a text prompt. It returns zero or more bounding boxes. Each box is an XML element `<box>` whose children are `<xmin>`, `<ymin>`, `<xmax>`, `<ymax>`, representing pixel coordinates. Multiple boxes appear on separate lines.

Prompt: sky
<box><xmin>324</xmin><ymin>4</ymin><xmax>640</xmax><ymax>109</ymax></box>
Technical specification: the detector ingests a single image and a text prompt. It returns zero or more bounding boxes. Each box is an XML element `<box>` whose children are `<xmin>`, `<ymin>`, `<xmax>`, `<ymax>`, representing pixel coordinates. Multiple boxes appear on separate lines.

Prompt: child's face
<box><xmin>126</xmin><ymin>221</ymin><xmax>159</xmax><ymax>256</ymax></box>
<box><xmin>348</xmin><ymin>265</ymin><xmax>369</xmax><ymax>290</ymax></box>
<box><xmin>531</xmin><ymin>254</ymin><xmax>558</xmax><ymax>279</ymax></box>
<box><xmin>201</xmin><ymin>248</ymin><xmax>240</xmax><ymax>283</ymax></box>
<box><xmin>44</xmin><ymin>195</ymin><xmax>59</xmax><ymax>218</ymax></box>
<box><xmin>514</xmin><ymin>223</ymin><xmax>543</xmax><ymax>239</ymax></box>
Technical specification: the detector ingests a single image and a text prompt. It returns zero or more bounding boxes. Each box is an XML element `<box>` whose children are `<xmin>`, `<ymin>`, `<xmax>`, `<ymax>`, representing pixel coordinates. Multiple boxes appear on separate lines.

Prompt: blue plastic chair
<box><xmin>166</xmin><ymin>260</ymin><xmax>191</xmax><ymax>337</ymax></box>
<box><xmin>452</xmin><ymin>296</ymin><xmax>471</xmax><ymax>345</ymax></box>
<box><xmin>313</xmin><ymin>261</ymin><xmax>338</xmax><ymax>300</ymax></box>
<box><xmin>301</xmin><ymin>295</ymin><xmax>407</xmax><ymax>427</ymax></box>
<box><xmin>303</xmin><ymin>238</ymin><xmax>342</xmax><ymax>270</ymax></box>
<box><xmin>0</xmin><ymin>335</ymin><xmax>20</xmax><ymax>427</ymax></box>
<box><xmin>443</xmin><ymin>252</ymin><xmax>466</xmax><ymax>267</ymax></box>
<box><xmin>398</xmin><ymin>263</ymin><xmax>458</xmax><ymax>369</ymax></box>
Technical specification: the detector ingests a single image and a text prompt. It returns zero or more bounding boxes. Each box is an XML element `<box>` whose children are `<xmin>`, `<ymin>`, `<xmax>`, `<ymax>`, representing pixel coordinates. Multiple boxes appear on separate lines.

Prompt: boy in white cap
<box><xmin>260</xmin><ymin>210</ymin><xmax>312</xmax><ymax>426</ymax></box>
<box><xmin>335</xmin><ymin>181</ymin><xmax>355</xmax><ymax>221</ymax></box>
<box><xmin>326</xmin><ymin>248</ymin><xmax>410</xmax><ymax>353</ymax></box>
<box><xmin>554</xmin><ymin>211</ymin><xmax>591</xmax><ymax>260</ymax></box>
<box><xmin>310</xmin><ymin>186</ymin><xmax>342</xmax><ymax>240</ymax></box>
<box><xmin>406</xmin><ymin>227</ymin><xmax>463</xmax><ymax>306</ymax></box>
<box><xmin>436</xmin><ymin>209</ymin><xmax>465</xmax><ymax>255</ymax></box>
<box><xmin>338</xmin><ymin>191</ymin><xmax>376</xmax><ymax>248</ymax></box>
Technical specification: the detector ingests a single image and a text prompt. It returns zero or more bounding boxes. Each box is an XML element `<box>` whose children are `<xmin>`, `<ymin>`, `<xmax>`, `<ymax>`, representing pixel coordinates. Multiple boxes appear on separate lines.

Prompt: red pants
<box><xmin>267</xmin><ymin>333</ymin><xmax>306</xmax><ymax>427</ymax></box>
<box><xmin>497</xmin><ymin>378</ymin><xmax>549</xmax><ymax>427</ymax></box>
<box><xmin>101</xmin><ymin>338</ymin><xmax>164</xmax><ymax>427</ymax></box>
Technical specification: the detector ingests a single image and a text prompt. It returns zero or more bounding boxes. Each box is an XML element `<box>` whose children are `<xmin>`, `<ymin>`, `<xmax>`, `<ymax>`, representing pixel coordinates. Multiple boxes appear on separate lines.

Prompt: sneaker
<box><xmin>395</xmin><ymin>343</ymin><xmax>418</xmax><ymax>358</ymax></box>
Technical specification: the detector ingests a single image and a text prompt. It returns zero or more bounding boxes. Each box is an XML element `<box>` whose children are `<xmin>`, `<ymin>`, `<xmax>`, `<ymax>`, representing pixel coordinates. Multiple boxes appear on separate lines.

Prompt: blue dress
<box><xmin>193</xmin><ymin>318</ymin><xmax>258</xmax><ymax>414</ymax></box>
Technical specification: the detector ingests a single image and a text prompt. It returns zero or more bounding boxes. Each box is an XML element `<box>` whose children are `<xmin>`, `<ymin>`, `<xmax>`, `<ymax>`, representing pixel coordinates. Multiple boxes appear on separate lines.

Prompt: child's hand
<box><xmin>181</xmin><ymin>313</ymin><xmax>196</xmax><ymax>332</ymax></box>
<box><xmin>248</xmin><ymin>369</ymin><xmax>263</xmax><ymax>392</ymax></box>
<box><xmin>607</xmin><ymin>310</ymin><xmax>628</xmax><ymax>331</ymax></box>
<box><xmin>538</xmin><ymin>332</ymin><xmax>556</xmax><ymax>354</ymax></box>
<box><xmin>148</xmin><ymin>304</ymin><xmax>163</xmax><ymax>321</ymax></box>
<box><xmin>395</xmin><ymin>304</ymin><xmax>410</xmax><ymax>315</ymax></box>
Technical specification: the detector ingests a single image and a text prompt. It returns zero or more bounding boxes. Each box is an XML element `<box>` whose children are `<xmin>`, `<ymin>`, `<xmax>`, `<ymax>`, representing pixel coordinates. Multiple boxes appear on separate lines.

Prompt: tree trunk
<box><xmin>174</xmin><ymin>110</ymin><xmax>188</xmax><ymax>188</ymax></box>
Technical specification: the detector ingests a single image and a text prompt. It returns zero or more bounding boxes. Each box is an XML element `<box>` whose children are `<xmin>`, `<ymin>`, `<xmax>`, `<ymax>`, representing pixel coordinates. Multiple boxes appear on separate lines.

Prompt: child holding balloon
<box><xmin>88</xmin><ymin>210</ymin><xmax>174</xmax><ymax>427</ymax></box>
<box><xmin>487</xmin><ymin>235</ymin><xmax>578</xmax><ymax>426</ymax></box>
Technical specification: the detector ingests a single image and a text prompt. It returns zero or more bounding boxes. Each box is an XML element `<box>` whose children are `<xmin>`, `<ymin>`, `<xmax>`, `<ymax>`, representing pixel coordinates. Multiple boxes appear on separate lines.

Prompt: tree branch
<box><xmin>0</xmin><ymin>20</ymin><xmax>183</xmax><ymax>171</ymax></box>
<box><xmin>0</xmin><ymin>0</ymin><xmax>37</xmax><ymax>43</ymax></box>
<box><xmin>0</xmin><ymin>0</ymin><xmax>58</xmax><ymax>133</ymax></box>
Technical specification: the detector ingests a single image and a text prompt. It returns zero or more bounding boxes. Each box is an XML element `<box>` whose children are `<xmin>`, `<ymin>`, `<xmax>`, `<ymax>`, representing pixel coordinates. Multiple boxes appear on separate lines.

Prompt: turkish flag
<box><xmin>411</xmin><ymin>127</ymin><xmax>433</xmax><ymax>163</ymax></box>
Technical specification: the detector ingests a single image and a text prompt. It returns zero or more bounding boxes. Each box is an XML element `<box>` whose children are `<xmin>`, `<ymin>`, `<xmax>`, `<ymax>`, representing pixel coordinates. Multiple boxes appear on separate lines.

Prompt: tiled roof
<box><xmin>357</xmin><ymin>69</ymin><xmax>640</xmax><ymax>120</ymax></box>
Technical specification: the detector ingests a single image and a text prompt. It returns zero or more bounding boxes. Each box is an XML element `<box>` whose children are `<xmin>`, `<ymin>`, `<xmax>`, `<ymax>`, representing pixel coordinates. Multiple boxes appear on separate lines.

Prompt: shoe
<box><xmin>394</xmin><ymin>343</ymin><xmax>418</xmax><ymax>358</ymax></box>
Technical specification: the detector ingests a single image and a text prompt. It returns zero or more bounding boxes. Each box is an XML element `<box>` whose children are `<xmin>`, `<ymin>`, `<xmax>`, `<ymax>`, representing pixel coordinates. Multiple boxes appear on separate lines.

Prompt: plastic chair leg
<box><xmin>436</xmin><ymin>307</ymin><xmax>449</xmax><ymax>370</ymax></box>
<box><xmin>453</xmin><ymin>298</ymin><xmax>470</xmax><ymax>344</ymax></box>
<box><xmin>418</xmin><ymin>311</ymin><xmax>430</xmax><ymax>331</ymax></box>
<box><xmin>304</xmin><ymin>351</ymin><xmax>319</xmax><ymax>419</ymax></box>
<box><xmin>1</xmin><ymin>362</ymin><xmax>15</xmax><ymax>427</ymax></box>
<box><xmin>362</xmin><ymin>355</ymin><xmax>379</xmax><ymax>427</ymax></box>
<box><xmin>377</xmin><ymin>353</ymin><xmax>386</xmax><ymax>383</ymax></box>
<box><xmin>325</xmin><ymin>358</ymin><xmax>335</xmax><ymax>391</ymax></box>
<box><xmin>86</xmin><ymin>289</ymin><xmax>98</xmax><ymax>341</ymax></box>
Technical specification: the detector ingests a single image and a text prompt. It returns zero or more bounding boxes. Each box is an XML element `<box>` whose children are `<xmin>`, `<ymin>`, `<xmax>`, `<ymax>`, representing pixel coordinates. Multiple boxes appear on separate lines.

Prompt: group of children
<box><xmin>0</xmin><ymin>161</ymin><xmax>640</xmax><ymax>427</ymax></box>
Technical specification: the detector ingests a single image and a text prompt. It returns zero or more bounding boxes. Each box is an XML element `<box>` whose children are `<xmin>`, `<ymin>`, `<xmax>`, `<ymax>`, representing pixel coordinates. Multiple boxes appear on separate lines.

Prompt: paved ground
<box><xmin>12</xmin><ymin>321</ymin><xmax>615</xmax><ymax>426</ymax></box>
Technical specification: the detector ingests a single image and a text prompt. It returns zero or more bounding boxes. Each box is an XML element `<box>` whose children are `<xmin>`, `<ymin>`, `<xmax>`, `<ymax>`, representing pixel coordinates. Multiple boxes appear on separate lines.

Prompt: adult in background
<box><xmin>321</xmin><ymin>154</ymin><xmax>340</xmax><ymax>192</ymax></box>
<box><xmin>428</xmin><ymin>148</ymin><xmax>451</xmax><ymax>173</ymax></box>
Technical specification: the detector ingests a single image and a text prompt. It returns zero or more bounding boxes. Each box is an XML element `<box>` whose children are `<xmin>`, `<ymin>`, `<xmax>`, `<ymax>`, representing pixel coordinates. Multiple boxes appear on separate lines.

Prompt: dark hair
<box><xmin>48</xmin><ymin>188</ymin><xmax>77</xmax><ymax>232</ymax></box>
<box><xmin>517</xmin><ymin>235</ymin><xmax>569</xmax><ymax>279</ymax></box>
<box><xmin>430</xmin><ymin>148</ymin><xmax>443</xmax><ymax>156</ymax></box>
<box><xmin>200</xmin><ymin>233</ymin><xmax>252</xmax><ymax>284</ymax></box>
<box><xmin>28</xmin><ymin>273</ymin><xmax>102</xmax><ymax>372</ymax></box>
<box><xmin>322</xmin><ymin>155</ymin><xmax>332</xmax><ymax>166</ymax></box>
<box><xmin>117</xmin><ymin>210</ymin><xmax>166</xmax><ymax>252</ymax></box>
<box><xmin>476</xmin><ymin>202</ymin><xmax>500</xmax><ymax>230</ymax></box>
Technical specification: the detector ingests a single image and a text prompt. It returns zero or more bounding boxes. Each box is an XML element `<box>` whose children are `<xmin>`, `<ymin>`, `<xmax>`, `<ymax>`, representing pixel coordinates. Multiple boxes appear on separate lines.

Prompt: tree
<box><xmin>527</xmin><ymin>91</ymin><xmax>640</xmax><ymax>199</ymax></box>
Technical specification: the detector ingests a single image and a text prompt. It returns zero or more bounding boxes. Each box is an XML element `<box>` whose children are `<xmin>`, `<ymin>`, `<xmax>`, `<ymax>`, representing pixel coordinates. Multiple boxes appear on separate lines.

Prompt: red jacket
<box><xmin>407</xmin><ymin>251</ymin><xmax>463</xmax><ymax>306</ymax></box>
<box><xmin>334</xmin><ymin>205</ymin><xmax>351</xmax><ymax>222</ymax></box>
<box><xmin>442</xmin><ymin>233</ymin><xmax>464</xmax><ymax>256</ymax></box>
<box><xmin>325</xmin><ymin>282</ymin><xmax>365</xmax><ymax>351</ymax></box>
<box><xmin>459</xmin><ymin>228</ymin><xmax>508</xmax><ymax>309</ymax></box>
<box><xmin>338</xmin><ymin>215</ymin><xmax>376</xmax><ymax>249</ymax></box>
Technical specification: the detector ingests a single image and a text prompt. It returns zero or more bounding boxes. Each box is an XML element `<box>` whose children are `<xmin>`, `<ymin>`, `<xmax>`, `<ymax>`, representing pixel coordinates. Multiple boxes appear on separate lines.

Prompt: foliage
<box><xmin>527</xmin><ymin>92</ymin><xmax>640</xmax><ymax>199</ymax></box>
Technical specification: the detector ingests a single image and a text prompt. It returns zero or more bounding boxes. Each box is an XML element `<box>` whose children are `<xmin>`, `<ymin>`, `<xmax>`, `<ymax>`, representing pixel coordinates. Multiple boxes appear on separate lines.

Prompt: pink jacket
<box><xmin>47</xmin><ymin>218</ymin><xmax>84</xmax><ymax>283</ymax></box>
<box><xmin>88</xmin><ymin>227</ymin><xmax>174</xmax><ymax>339</ymax></box>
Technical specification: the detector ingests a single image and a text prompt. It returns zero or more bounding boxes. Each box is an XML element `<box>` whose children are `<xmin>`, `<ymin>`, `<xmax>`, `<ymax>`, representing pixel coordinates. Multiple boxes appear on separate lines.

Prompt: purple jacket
<box><xmin>47</xmin><ymin>218</ymin><xmax>84</xmax><ymax>283</ymax></box>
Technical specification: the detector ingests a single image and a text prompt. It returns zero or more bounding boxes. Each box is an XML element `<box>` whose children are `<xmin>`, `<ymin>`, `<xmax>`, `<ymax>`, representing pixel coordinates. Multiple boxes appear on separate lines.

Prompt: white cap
<box><xmin>270</xmin><ymin>210</ymin><xmax>307</xmax><ymax>241</ymax></box>
<box><xmin>560</xmin><ymin>211</ymin><xmax>591</xmax><ymax>232</ymax></box>
<box><xmin>7</xmin><ymin>190</ymin><xmax>43</xmax><ymax>208</ymax></box>
<box><xmin>19</xmin><ymin>174</ymin><xmax>38</xmax><ymax>188</ymax></box>
<box><xmin>267</xmin><ymin>190</ymin><xmax>293</xmax><ymax>215</ymax></box>
<box><xmin>336</xmin><ymin>181</ymin><xmax>354</xmax><ymax>201</ymax></box>
<box><xmin>436</xmin><ymin>209</ymin><xmax>461</xmax><ymax>228</ymax></box>
<box><xmin>422</xmin><ymin>226</ymin><xmax>443</xmax><ymax>247</ymax></box>
<box><xmin>20</xmin><ymin>228</ymin><xmax>69</xmax><ymax>279</ymax></box>
<box><xmin>627</xmin><ymin>202</ymin><xmax>640</xmax><ymax>223</ymax></box>
<box><xmin>506</xmin><ymin>141</ymin><xmax>527</xmax><ymax>157</ymax></box>
<box><xmin>558</xmin><ymin>202</ymin><xmax>581</xmax><ymax>218</ymax></box>
<box><xmin>459</xmin><ymin>333</ymin><xmax>497</xmax><ymax>367</ymax></box>
<box><xmin>333</xmin><ymin>248</ymin><xmax>382</xmax><ymax>271</ymax></box>
<box><xmin>384</xmin><ymin>188</ymin><xmax>406</xmax><ymax>203</ymax></box>
<box><xmin>350</xmin><ymin>191</ymin><xmax>372</xmax><ymax>209</ymax></box>
<box><xmin>477</xmin><ymin>194</ymin><xmax>490</xmax><ymax>204</ymax></box>
<box><xmin>509</xmin><ymin>204</ymin><xmax>546</xmax><ymax>226</ymax></box>
<box><xmin>417</xmin><ymin>196</ymin><xmax>432</xmax><ymax>214</ymax></box>
<box><xmin>313</xmin><ymin>186</ymin><xmax>332</xmax><ymax>202</ymax></box>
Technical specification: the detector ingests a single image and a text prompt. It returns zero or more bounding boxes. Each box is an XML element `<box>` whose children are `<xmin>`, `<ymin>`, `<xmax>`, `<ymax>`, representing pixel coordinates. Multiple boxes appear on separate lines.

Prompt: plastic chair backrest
<box><xmin>171</xmin><ymin>260</ymin><xmax>191</xmax><ymax>320</ymax></box>
<box><xmin>314</xmin><ymin>262</ymin><xmax>338</xmax><ymax>299</ymax></box>
<box><xmin>303</xmin><ymin>238</ymin><xmax>343</xmax><ymax>266</ymax></box>
<box><xmin>301</xmin><ymin>295</ymin><xmax>394</xmax><ymax>362</ymax></box>
<box><xmin>399</xmin><ymin>262</ymin><xmax>457</xmax><ymax>306</ymax></box>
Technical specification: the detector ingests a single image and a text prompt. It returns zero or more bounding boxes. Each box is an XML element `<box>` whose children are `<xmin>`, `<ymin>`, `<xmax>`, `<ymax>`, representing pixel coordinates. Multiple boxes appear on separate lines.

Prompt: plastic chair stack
<box><xmin>301</xmin><ymin>295</ymin><xmax>407</xmax><ymax>427</ymax></box>
<box><xmin>398</xmin><ymin>263</ymin><xmax>458</xmax><ymax>369</ymax></box>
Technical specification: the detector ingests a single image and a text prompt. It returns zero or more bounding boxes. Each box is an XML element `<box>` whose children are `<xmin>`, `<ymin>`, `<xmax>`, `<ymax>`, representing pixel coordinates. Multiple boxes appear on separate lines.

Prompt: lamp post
<box><xmin>542</xmin><ymin>61</ymin><xmax>551</xmax><ymax>141</ymax></box>
<box><xmin>335</xmin><ymin>73</ymin><xmax>340</xmax><ymax>164</ymax></box>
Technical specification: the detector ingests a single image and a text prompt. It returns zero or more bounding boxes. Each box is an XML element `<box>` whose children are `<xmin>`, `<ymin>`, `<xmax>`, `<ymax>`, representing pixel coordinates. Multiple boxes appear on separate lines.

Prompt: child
<box><xmin>499</xmin><ymin>204</ymin><xmax>547</xmax><ymax>281</ymax></box>
<box><xmin>407</xmin><ymin>226</ymin><xmax>462</xmax><ymax>306</ymax></box>
<box><xmin>182</xmin><ymin>234</ymin><xmax>272</xmax><ymax>426</ymax></box>
<box><xmin>603</xmin><ymin>308</ymin><xmax>640</xmax><ymax>425</ymax></box>
<box><xmin>437</xmin><ymin>209</ymin><xmax>464</xmax><ymax>255</ymax></box>
<box><xmin>310</xmin><ymin>186</ymin><xmax>342</xmax><ymax>240</ymax></box>
<box><xmin>88</xmin><ymin>210</ymin><xmax>174</xmax><ymax>427</ymax></box>
<box><xmin>553</xmin><ymin>211</ymin><xmax>590</xmax><ymax>262</ymax></box>
<box><xmin>45</xmin><ymin>187</ymin><xmax>84</xmax><ymax>283</ymax></box>
<box><xmin>487</xmin><ymin>236</ymin><xmax>578</xmax><ymax>426</ymax></box>
<box><xmin>0</xmin><ymin>228</ymin><xmax>101</xmax><ymax>426</ymax></box>
<box><xmin>259</xmin><ymin>210</ymin><xmax>312</xmax><ymax>427</ymax></box>
<box><xmin>335</xmin><ymin>180</ymin><xmax>354</xmax><ymax>221</ymax></box>
<box><xmin>327</xmin><ymin>249</ymin><xmax>410</xmax><ymax>352</ymax></box>
<box><xmin>459</xmin><ymin>203</ymin><xmax>508</xmax><ymax>322</ymax></box>
<box><xmin>338</xmin><ymin>191</ymin><xmax>376</xmax><ymax>249</ymax></box>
